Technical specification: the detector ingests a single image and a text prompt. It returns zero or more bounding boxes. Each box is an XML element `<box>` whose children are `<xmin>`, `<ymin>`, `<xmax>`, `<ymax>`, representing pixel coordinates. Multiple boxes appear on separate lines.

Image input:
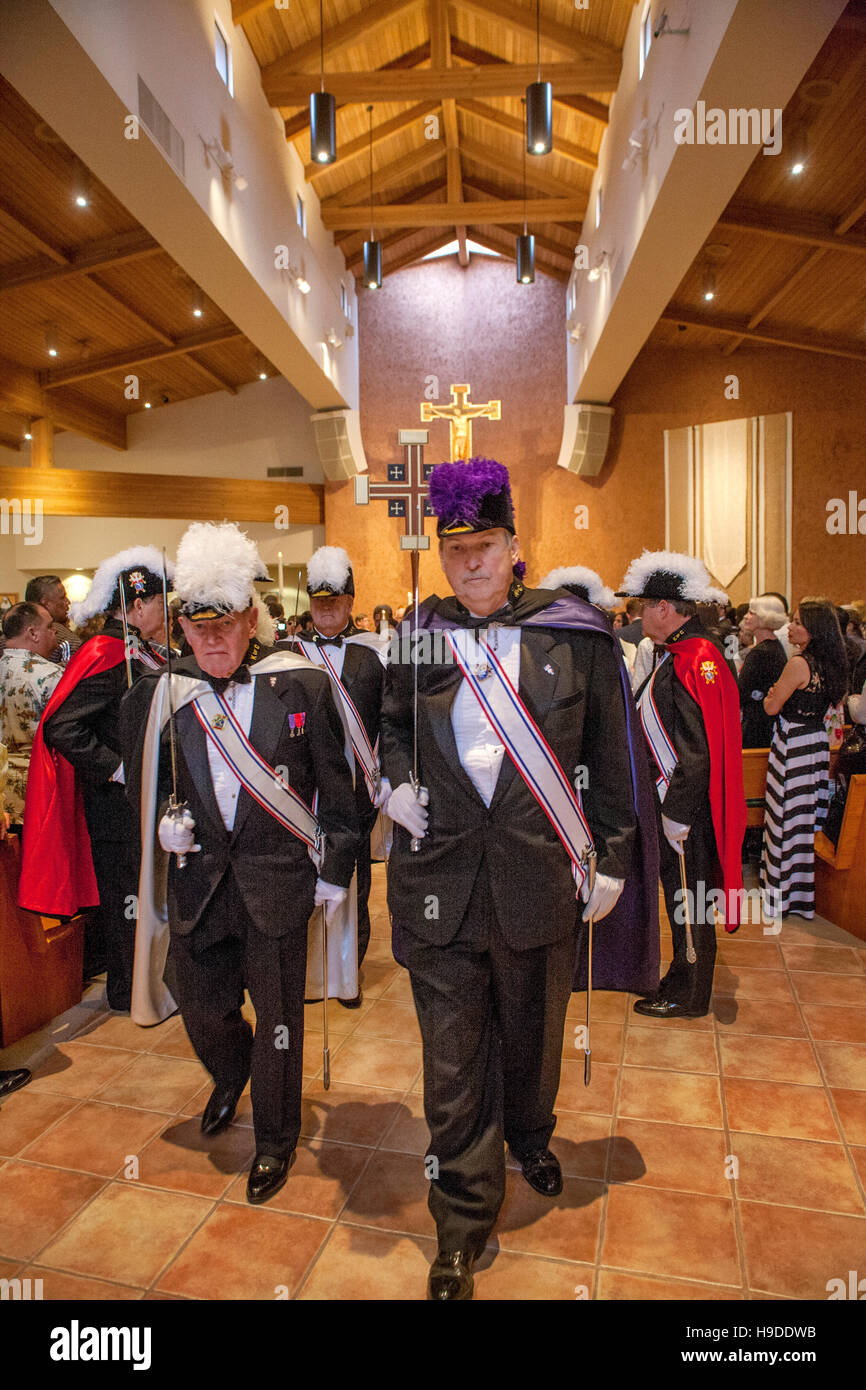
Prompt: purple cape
<box><xmin>414</xmin><ymin>590</ymin><xmax>661</xmax><ymax>996</ymax></box>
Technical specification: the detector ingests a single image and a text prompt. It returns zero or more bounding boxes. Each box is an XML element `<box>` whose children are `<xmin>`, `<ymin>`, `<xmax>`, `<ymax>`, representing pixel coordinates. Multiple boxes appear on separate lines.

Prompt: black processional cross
<box><xmin>353</xmin><ymin>428</ymin><xmax>433</xmax><ymax>552</ymax></box>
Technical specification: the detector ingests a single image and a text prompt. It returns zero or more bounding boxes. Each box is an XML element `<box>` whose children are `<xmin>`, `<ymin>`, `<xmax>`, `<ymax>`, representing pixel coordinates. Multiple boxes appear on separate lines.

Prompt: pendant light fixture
<box><xmin>310</xmin><ymin>0</ymin><xmax>336</xmax><ymax>165</ymax></box>
<box><xmin>516</xmin><ymin>98</ymin><xmax>535</xmax><ymax>284</ymax></box>
<box><xmin>526</xmin><ymin>0</ymin><xmax>552</xmax><ymax>155</ymax></box>
<box><xmin>363</xmin><ymin>105</ymin><xmax>382</xmax><ymax>289</ymax></box>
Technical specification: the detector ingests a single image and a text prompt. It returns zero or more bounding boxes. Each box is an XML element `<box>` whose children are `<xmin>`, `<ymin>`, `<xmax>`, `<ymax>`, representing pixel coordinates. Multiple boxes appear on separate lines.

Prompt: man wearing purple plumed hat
<box><xmin>381</xmin><ymin>460</ymin><xmax>659</xmax><ymax>1300</ymax></box>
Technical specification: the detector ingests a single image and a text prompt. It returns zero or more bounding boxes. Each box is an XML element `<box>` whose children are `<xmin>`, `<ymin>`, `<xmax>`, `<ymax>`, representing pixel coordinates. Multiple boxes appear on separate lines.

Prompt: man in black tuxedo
<box><xmin>280</xmin><ymin>545</ymin><xmax>388</xmax><ymax>1005</ymax></box>
<box><xmin>122</xmin><ymin>523</ymin><xmax>359</xmax><ymax>1206</ymax></box>
<box><xmin>381</xmin><ymin>460</ymin><xmax>637</xmax><ymax>1299</ymax></box>
<box><xmin>38</xmin><ymin>548</ymin><xmax>167</xmax><ymax>1009</ymax></box>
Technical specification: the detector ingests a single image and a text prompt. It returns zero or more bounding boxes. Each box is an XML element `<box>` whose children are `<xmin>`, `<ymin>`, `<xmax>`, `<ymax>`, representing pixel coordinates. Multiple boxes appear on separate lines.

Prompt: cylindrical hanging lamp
<box><xmin>310</xmin><ymin>0</ymin><xmax>336</xmax><ymax>165</ymax></box>
<box><xmin>526</xmin><ymin>0</ymin><xmax>552</xmax><ymax>154</ymax></box>
<box><xmin>362</xmin><ymin>105</ymin><xmax>382</xmax><ymax>288</ymax></box>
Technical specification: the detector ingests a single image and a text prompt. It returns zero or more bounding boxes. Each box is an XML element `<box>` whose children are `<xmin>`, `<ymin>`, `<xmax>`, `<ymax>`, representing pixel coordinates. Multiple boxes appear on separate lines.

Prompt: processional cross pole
<box><xmin>354</xmin><ymin>428</ymin><xmax>432</xmax><ymax>852</ymax></box>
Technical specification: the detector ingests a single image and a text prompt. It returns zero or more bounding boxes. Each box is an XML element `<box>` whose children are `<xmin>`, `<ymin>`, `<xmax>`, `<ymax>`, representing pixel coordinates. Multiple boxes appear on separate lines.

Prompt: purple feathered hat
<box><xmin>428</xmin><ymin>457</ymin><xmax>516</xmax><ymax>538</ymax></box>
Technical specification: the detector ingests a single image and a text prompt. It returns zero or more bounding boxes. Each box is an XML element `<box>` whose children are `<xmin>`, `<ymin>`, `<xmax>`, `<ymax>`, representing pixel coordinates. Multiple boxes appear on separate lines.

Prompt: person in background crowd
<box><xmin>738</xmin><ymin>598</ymin><xmax>789</xmax><ymax>748</ymax></box>
<box><xmin>0</xmin><ymin>603</ymin><xmax>62</xmax><ymax>826</ymax></box>
<box><xmin>611</xmin><ymin>609</ymin><xmax>627</xmax><ymax>630</ymax></box>
<box><xmin>373</xmin><ymin>603</ymin><xmax>396</xmax><ymax>635</ymax></box>
<box><xmin>295</xmin><ymin>610</ymin><xmax>315</xmax><ymax>638</ymax></box>
<box><xmin>24</xmin><ymin>576</ymin><xmax>82</xmax><ymax>667</ymax></box>
<box><xmin>353</xmin><ymin>612</ymin><xmax>373</xmax><ymax>632</ymax></box>
<box><xmin>760</xmin><ymin>598</ymin><xmax>849</xmax><ymax>920</ymax></box>
<box><xmin>0</xmin><ymin>741</ymin><xmax>32</xmax><ymax>1099</ymax></box>
<box><xmin>836</xmin><ymin>605</ymin><xmax>866</xmax><ymax>693</ymax></box>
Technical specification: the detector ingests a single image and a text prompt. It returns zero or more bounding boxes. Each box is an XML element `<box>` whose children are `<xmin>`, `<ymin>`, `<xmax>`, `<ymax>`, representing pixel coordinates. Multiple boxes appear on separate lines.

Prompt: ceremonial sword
<box><xmin>582</xmin><ymin>848</ymin><xmax>597</xmax><ymax>1086</ymax></box>
<box><xmin>408</xmin><ymin>546</ymin><xmax>424</xmax><ymax>852</ymax></box>
<box><xmin>118</xmin><ymin>574</ymin><xmax>134</xmax><ymax>689</ymax></box>
<box><xmin>320</xmin><ymin>901</ymin><xmax>331</xmax><ymax>1089</ymax></box>
<box><xmin>679</xmin><ymin>848</ymin><xmax>697</xmax><ymax>964</ymax></box>
<box><xmin>161</xmin><ymin>550</ymin><xmax>189</xmax><ymax>870</ymax></box>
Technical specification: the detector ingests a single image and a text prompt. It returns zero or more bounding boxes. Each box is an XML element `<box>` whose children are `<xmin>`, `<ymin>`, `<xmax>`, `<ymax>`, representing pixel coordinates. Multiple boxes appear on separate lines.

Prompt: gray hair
<box><xmin>748</xmin><ymin>596</ymin><xmax>787</xmax><ymax>630</ymax></box>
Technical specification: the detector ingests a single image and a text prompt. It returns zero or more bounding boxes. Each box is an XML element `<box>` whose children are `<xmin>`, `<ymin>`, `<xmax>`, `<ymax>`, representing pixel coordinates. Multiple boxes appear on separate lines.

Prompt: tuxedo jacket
<box><xmin>279</xmin><ymin>629</ymin><xmax>385</xmax><ymax>829</ymax></box>
<box><xmin>634</xmin><ymin>617</ymin><xmax>722</xmax><ymax>831</ymax></box>
<box><xmin>43</xmin><ymin>618</ymin><xmax>156</xmax><ymax>843</ymax></box>
<box><xmin>381</xmin><ymin>589</ymin><xmax>636</xmax><ymax>950</ymax></box>
<box><xmin>120</xmin><ymin>653</ymin><xmax>360</xmax><ymax>939</ymax></box>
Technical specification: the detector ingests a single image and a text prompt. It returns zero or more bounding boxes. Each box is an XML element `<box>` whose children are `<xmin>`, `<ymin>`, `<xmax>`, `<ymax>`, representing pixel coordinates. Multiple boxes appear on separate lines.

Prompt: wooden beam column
<box><xmin>30</xmin><ymin>418</ymin><xmax>54</xmax><ymax>468</ymax></box>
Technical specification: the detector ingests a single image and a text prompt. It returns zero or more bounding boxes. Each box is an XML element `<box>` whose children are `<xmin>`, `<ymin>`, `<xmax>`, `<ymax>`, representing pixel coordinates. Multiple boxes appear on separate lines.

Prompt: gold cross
<box><xmin>420</xmin><ymin>383</ymin><xmax>501</xmax><ymax>461</ymax></box>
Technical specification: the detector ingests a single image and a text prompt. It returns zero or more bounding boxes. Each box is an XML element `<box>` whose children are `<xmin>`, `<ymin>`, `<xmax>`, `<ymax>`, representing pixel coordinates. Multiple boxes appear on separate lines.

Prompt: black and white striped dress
<box><xmin>760</xmin><ymin>654</ymin><xmax>830</xmax><ymax>919</ymax></box>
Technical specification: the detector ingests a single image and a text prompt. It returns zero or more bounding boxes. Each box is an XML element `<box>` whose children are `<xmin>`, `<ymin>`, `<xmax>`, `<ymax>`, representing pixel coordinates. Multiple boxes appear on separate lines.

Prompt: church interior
<box><xmin>1</xmin><ymin>0</ymin><xmax>865</xmax><ymax>1310</ymax></box>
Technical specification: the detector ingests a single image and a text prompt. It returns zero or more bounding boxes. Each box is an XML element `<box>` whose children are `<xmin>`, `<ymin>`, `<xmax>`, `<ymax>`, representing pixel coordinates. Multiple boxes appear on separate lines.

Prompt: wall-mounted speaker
<box><xmin>556</xmin><ymin>403</ymin><xmax>614</xmax><ymax>477</ymax></box>
<box><xmin>310</xmin><ymin>409</ymin><xmax>369</xmax><ymax>481</ymax></box>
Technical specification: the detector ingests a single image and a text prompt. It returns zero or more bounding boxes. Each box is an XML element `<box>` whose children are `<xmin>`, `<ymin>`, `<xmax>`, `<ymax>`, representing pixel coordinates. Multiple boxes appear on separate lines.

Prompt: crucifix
<box><xmin>420</xmin><ymin>382</ymin><xmax>501</xmax><ymax>462</ymax></box>
<box><xmin>353</xmin><ymin>428</ymin><xmax>432</xmax><ymax>553</ymax></box>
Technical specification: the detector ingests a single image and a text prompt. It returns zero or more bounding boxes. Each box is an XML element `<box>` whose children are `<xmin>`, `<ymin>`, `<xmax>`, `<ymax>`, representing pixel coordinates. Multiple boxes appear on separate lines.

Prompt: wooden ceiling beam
<box><xmin>834</xmin><ymin>191</ymin><xmax>866</xmax><ymax>239</ymax></box>
<box><xmin>491</xmin><ymin>223</ymin><xmax>575</xmax><ymax>262</ymax></box>
<box><xmin>461</xmin><ymin>139</ymin><xmax>578</xmax><ymax>200</ymax></box>
<box><xmin>261</xmin><ymin>0</ymin><xmax>424</xmax><ymax>80</ymax></box>
<box><xmin>325</xmin><ymin>144</ymin><xmax>444</xmax><ymax>209</ymax></box>
<box><xmin>449</xmin><ymin>41</ymin><xmax>609</xmax><ymax>123</ymax></box>
<box><xmin>184</xmin><ymin>354</ymin><xmax>240</xmax><ymax>396</ymax></box>
<box><xmin>466</xmin><ymin>227</ymin><xmax>569</xmax><ymax>282</ymax></box>
<box><xmin>283</xmin><ymin>43</ymin><xmax>431</xmax><ymax>140</ymax></box>
<box><xmin>40</xmin><ymin>326</ymin><xmax>244</xmax><ymax>388</ymax></box>
<box><xmin>323</xmin><ymin>197</ymin><xmax>587</xmax><ymax>230</ymax></box>
<box><xmin>431</xmin><ymin>0</ymin><xmax>467</xmax><ymax>265</ymax></box>
<box><xmin>717</xmin><ymin>203</ymin><xmax>866</xmax><ymax>255</ymax></box>
<box><xmin>264</xmin><ymin>60</ymin><xmax>621</xmax><ymax>106</ymax></box>
<box><xmin>231</xmin><ymin>0</ymin><xmax>284</xmax><ymax>22</ymax></box>
<box><xmin>385</xmin><ymin>232</ymin><xmax>456</xmax><ymax>275</ymax></box>
<box><xmin>0</xmin><ymin>432</ymin><xmax>23</xmax><ymax>453</ymax></box>
<box><xmin>721</xmin><ymin>247</ymin><xmax>827</xmax><ymax>357</ymax></box>
<box><xmin>463</xmin><ymin>176</ymin><xmax>586</xmax><ymax>232</ymax></box>
<box><xmin>661</xmin><ymin>306</ymin><xmax>866</xmax><ymax>362</ymax></box>
<box><xmin>346</xmin><ymin>229</ymin><xmax>420</xmax><ymax>273</ymax></box>
<box><xmin>0</xmin><ymin>230</ymin><xmax>161</xmax><ymax>293</ymax></box>
<box><xmin>456</xmin><ymin>0</ymin><xmax>621</xmax><ymax>68</ymax></box>
<box><xmin>335</xmin><ymin>178</ymin><xmax>446</xmax><ymax>249</ymax></box>
<box><xmin>459</xmin><ymin>99</ymin><xmax>597</xmax><ymax>170</ymax></box>
<box><xmin>0</xmin><ymin>353</ymin><xmax>126</xmax><ymax>450</ymax></box>
<box><xmin>0</xmin><ymin>196</ymin><xmax>67</xmax><ymax>263</ymax></box>
<box><xmin>304</xmin><ymin>102</ymin><xmax>438</xmax><ymax>181</ymax></box>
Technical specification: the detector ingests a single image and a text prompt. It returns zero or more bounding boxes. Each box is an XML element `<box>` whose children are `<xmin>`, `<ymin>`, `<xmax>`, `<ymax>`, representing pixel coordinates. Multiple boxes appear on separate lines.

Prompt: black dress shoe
<box><xmin>246</xmin><ymin>1152</ymin><xmax>292</xmax><ymax>1205</ymax></box>
<box><xmin>0</xmin><ymin>1068</ymin><xmax>31</xmax><ymax>1101</ymax></box>
<box><xmin>339</xmin><ymin>991</ymin><xmax>363</xmax><ymax>1009</ymax></box>
<box><xmin>200</xmin><ymin>1083</ymin><xmax>245</xmax><ymax>1136</ymax></box>
<box><xmin>632</xmin><ymin>996</ymin><xmax>703</xmax><ymax>1019</ymax></box>
<box><xmin>516</xmin><ymin>1148</ymin><xmax>563</xmax><ymax>1197</ymax></box>
<box><xmin>427</xmin><ymin>1249</ymin><xmax>475</xmax><ymax>1300</ymax></box>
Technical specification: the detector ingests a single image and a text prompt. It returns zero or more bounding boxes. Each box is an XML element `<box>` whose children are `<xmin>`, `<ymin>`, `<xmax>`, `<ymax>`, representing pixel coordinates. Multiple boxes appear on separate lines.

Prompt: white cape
<box><xmin>131</xmin><ymin>650</ymin><xmax>359</xmax><ymax>1026</ymax></box>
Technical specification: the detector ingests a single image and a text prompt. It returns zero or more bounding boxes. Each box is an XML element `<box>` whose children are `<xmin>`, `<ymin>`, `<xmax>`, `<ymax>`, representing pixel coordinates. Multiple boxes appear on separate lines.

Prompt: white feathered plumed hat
<box><xmin>70</xmin><ymin>545</ymin><xmax>170</xmax><ymax>626</ymax></box>
<box><xmin>538</xmin><ymin>565</ymin><xmax>616</xmax><ymax>610</ymax></box>
<box><xmin>174</xmin><ymin>522</ymin><xmax>275</xmax><ymax>645</ymax></box>
<box><xmin>306</xmin><ymin>545</ymin><xmax>354</xmax><ymax>598</ymax></box>
<box><xmin>616</xmin><ymin>550</ymin><xmax>729</xmax><ymax>605</ymax></box>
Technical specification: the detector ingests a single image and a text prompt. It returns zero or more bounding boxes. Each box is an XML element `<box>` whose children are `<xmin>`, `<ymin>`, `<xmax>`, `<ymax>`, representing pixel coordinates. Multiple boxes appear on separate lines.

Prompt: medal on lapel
<box><xmin>210</xmin><ymin>712</ymin><xmax>227</xmax><ymax>730</ymax></box>
<box><xmin>289</xmin><ymin>711</ymin><xmax>306</xmax><ymax>738</ymax></box>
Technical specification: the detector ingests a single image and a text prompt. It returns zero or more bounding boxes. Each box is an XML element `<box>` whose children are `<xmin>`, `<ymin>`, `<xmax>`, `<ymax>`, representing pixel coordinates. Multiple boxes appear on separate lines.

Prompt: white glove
<box><xmin>373</xmin><ymin>776</ymin><xmax>392</xmax><ymax>810</ymax></box>
<box><xmin>314</xmin><ymin>878</ymin><xmax>348</xmax><ymax>908</ymax></box>
<box><xmin>386</xmin><ymin>781</ymin><xmax>429</xmax><ymax>838</ymax></box>
<box><xmin>579</xmin><ymin>872</ymin><xmax>625</xmax><ymax>923</ymax></box>
<box><xmin>662</xmin><ymin>815</ymin><xmax>690</xmax><ymax>856</ymax></box>
<box><xmin>158</xmin><ymin>811</ymin><xmax>200</xmax><ymax>855</ymax></box>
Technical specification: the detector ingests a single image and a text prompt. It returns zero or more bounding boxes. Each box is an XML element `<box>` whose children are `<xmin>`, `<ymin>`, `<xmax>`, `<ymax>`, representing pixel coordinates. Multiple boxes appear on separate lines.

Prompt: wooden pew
<box><xmin>815</xmin><ymin>774</ymin><xmax>866</xmax><ymax>943</ymax></box>
<box><xmin>0</xmin><ymin>837</ymin><xmax>84</xmax><ymax>1047</ymax></box>
<box><xmin>742</xmin><ymin>746</ymin><xmax>841</xmax><ymax>827</ymax></box>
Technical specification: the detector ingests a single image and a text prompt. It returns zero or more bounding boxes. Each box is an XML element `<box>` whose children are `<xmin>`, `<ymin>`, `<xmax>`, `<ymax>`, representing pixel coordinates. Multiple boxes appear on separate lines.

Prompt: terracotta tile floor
<box><xmin>1</xmin><ymin>866</ymin><xmax>864</xmax><ymax>1301</ymax></box>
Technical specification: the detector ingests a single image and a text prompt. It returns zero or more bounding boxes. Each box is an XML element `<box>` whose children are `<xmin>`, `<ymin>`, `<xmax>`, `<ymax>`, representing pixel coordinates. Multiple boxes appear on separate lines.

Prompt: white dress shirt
<box><xmin>309</xmin><ymin>629</ymin><xmax>347</xmax><ymax>678</ymax></box>
<box><xmin>207</xmin><ymin>677</ymin><xmax>256</xmax><ymax>830</ymax></box>
<box><xmin>450</xmin><ymin>623</ymin><xmax>522</xmax><ymax>807</ymax></box>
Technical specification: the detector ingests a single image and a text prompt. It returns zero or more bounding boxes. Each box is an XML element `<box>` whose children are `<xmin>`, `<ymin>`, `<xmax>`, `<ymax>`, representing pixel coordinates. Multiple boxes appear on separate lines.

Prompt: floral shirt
<box><xmin>0</xmin><ymin>648</ymin><xmax>62</xmax><ymax>820</ymax></box>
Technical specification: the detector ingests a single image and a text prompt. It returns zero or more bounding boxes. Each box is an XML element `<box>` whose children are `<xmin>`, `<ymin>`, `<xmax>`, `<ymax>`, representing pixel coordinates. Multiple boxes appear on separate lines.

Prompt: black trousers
<box><xmin>402</xmin><ymin>863</ymin><xmax>577</xmax><ymax>1252</ymax></box>
<box><xmin>355</xmin><ymin>812</ymin><xmax>379</xmax><ymax>967</ymax></box>
<box><xmin>657</xmin><ymin>808</ymin><xmax>718</xmax><ymax>1015</ymax></box>
<box><xmin>88</xmin><ymin>837</ymin><xmax>139</xmax><ymax>1012</ymax></box>
<box><xmin>167</xmin><ymin>870</ymin><xmax>309</xmax><ymax>1158</ymax></box>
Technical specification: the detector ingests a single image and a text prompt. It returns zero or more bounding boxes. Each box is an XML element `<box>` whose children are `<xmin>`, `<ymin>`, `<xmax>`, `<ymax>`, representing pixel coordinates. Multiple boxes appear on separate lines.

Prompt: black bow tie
<box><xmin>312</xmin><ymin>633</ymin><xmax>344</xmax><ymax>647</ymax></box>
<box><xmin>460</xmin><ymin>604</ymin><xmax>516</xmax><ymax>632</ymax></box>
<box><xmin>204</xmin><ymin>664</ymin><xmax>251</xmax><ymax>694</ymax></box>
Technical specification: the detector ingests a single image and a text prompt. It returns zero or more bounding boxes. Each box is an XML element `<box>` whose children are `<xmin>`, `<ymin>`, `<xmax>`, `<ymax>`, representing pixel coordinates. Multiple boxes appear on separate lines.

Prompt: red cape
<box><xmin>18</xmin><ymin>635</ymin><xmax>126</xmax><ymax>920</ymax></box>
<box><xmin>668</xmin><ymin>636</ymin><xmax>747</xmax><ymax>931</ymax></box>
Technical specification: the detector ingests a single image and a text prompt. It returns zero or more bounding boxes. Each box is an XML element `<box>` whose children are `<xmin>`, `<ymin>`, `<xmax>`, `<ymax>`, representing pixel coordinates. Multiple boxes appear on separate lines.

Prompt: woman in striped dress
<box><xmin>760</xmin><ymin>599</ymin><xmax>849</xmax><ymax>919</ymax></box>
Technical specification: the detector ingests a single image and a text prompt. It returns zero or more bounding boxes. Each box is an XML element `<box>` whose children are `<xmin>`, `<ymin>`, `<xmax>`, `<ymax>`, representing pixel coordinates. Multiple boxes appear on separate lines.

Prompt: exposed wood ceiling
<box><xmin>0</xmin><ymin>77</ymin><xmax>274</xmax><ymax>452</ymax></box>
<box><xmin>653</xmin><ymin>4</ymin><xmax>866</xmax><ymax>363</ymax></box>
<box><xmin>234</xmin><ymin>0</ymin><xmax>632</xmax><ymax>284</ymax></box>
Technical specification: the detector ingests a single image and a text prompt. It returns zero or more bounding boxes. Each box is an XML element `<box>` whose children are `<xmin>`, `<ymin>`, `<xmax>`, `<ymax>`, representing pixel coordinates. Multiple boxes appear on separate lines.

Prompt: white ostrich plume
<box><xmin>618</xmin><ymin>550</ymin><xmax>723</xmax><ymax>603</ymax></box>
<box><xmin>307</xmin><ymin>545</ymin><xmax>351</xmax><ymax>594</ymax></box>
<box><xmin>538</xmin><ymin>565</ymin><xmax>616</xmax><ymax>610</ymax></box>
<box><xmin>70</xmin><ymin>545</ymin><xmax>170</xmax><ymax>625</ymax></box>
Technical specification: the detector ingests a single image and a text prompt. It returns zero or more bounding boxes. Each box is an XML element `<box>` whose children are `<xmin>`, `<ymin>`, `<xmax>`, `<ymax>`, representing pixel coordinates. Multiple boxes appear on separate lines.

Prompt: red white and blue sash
<box><xmin>190</xmin><ymin>688</ymin><xmax>323</xmax><ymax>866</ymax></box>
<box><xmin>296</xmin><ymin>638</ymin><xmax>381</xmax><ymax>802</ymax></box>
<box><xmin>443</xmin><ymin>628</ymin><xmax>594</xmax><ymax>889</ymax></box>
<box><xmin>637</xmin><ymin>653</ymin><xmax>677</xmax><ymax>801</ymax></box>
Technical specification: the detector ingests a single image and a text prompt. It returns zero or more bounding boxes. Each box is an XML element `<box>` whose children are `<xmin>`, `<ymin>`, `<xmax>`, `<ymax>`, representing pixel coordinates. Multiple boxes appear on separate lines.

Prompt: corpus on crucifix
<box><xmin>420</xmin><ymin>383</ymin><xmax>501</xmax><ymax>462</ymax></box>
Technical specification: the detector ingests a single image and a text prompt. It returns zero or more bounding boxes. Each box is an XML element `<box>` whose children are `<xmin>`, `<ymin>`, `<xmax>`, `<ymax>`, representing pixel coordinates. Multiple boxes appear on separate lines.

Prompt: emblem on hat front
<box><xmin>127</xmin><ymin>569</ymin><xmax>147</xmax><ymax>594</ymax></box>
